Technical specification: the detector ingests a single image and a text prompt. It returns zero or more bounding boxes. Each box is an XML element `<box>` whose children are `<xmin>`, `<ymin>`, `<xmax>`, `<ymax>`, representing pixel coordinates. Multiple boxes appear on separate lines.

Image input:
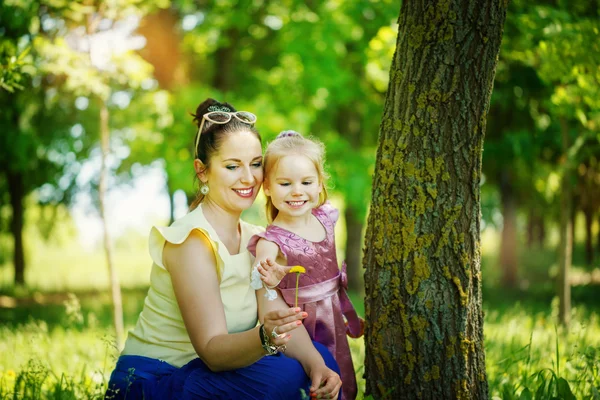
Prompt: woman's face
<box><xmin>201</xmin><ymin>130</ymin><xmax>263</xmax><ymax>214</ymax></box>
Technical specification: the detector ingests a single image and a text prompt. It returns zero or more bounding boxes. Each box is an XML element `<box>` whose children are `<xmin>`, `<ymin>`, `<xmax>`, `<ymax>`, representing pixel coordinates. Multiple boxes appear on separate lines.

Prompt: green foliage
<box><xmin>166</xmin><ymin>0</ymin><xmax>399</xmax><ymax>218</ymax></box>
<box><xmin>0</xmin><ymin>46</ymin><xmax>32</xmax><ymax>92</ymax></box>
<box><xmin>0</xmin><ymin>0</ymin><xmax>37</xmax><ymax>92</ymax></box>
<box><xmin>484</xmin><ymin>0</ymin><xmax>600</xmax><ymax>222</ymax></box>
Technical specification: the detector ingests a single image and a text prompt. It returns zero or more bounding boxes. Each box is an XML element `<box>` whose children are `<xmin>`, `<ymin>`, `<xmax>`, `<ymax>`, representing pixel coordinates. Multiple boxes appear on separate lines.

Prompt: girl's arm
<box><xmin>163</xmin><ymin>230</ymin><xmax>302</xmax><ymax>372</ymax></box>
<box><xmin>255</xmin><ymin>239</ymin><xmax>342</xmax><ymax>399</ymax></box>
<box><xmin>254</xmin><ymin>238</ymin><xmax>291</xmax><ymax>287</ymax></box>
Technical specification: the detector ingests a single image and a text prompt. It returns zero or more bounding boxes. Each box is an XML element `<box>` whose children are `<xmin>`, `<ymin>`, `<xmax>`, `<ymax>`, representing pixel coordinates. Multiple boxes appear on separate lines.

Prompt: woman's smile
<box><xmin>233</xmin><ymin>187</ymin><xmax>254</xmax><ymax>198</ymax></box>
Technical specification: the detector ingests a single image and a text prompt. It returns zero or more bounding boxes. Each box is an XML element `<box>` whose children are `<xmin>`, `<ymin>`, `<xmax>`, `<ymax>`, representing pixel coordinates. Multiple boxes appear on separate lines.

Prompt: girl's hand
<box><xmin>258</xmin><ymin>258</ymin><xmax>291</xmax><ymax>288</ymax></box>
<box><xmin>308</xmin><ymin>363</ymin><xmax>342</xmax><ymax>399</ymax></box>
<box><xmin>262</xmin><ymin>307</ymin><xmax>308</xmax><ymax>347</ymax></box>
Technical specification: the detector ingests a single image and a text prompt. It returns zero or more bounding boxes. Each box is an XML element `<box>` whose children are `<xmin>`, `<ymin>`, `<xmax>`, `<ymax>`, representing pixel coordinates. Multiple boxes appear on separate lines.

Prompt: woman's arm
<box><xmin>163</xmin><ymin>230</ymin><xmax>302</xmax><ymax>372</ymax></box>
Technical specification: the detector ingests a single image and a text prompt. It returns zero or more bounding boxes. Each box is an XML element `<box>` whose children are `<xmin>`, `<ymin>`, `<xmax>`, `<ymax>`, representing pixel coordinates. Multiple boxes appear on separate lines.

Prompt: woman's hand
<box><xmin>258</xmin><ymin>258</ymin><xmax>291</xmax><ymax>288</ymax></box>
<box><xmin>307</xmin><ymin>363</ymin><xmax>342</xmax><ymax>399</ymax></box>
<box><xmin>262</xmin><ymin>307</ymin><xmax>308</xmax><ymax>348</ymax></box>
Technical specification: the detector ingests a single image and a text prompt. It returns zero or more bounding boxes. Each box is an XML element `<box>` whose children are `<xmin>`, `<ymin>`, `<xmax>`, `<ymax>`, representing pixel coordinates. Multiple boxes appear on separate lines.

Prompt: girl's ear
<box><xmin>263</xmin><ymin>179</ymin><xmax>271</xmax><ymax>197</ymax></box>
<box><xmin>194</xmin><ymin>159</ymin><xmax>208</xmax><ymax>183</ymax></box>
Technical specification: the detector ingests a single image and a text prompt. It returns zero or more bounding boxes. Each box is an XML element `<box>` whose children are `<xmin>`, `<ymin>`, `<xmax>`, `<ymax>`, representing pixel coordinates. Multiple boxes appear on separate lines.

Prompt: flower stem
<box><xmin>295</xmin><ymin>273</ymin><xmax>300</xmax><ymax>308</ymax></box>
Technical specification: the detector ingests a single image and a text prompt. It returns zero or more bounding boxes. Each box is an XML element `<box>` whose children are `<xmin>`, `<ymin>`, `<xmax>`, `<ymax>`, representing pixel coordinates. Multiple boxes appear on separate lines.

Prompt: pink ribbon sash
<box><xmin>280</xmin><ymin>261</ymin><xmax>363</xmax><ymax>338</ymax></box>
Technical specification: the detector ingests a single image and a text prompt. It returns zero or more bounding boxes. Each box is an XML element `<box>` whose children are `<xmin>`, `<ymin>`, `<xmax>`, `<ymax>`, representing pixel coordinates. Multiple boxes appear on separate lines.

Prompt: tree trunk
<box><xmin>363</xmin><ymin>1</ymin><xmax>507</xmax><ymax>398</ymax></box>
<box><xmin>499</xmin><ymin>170</ymin><xmax>518</xmax><ymax>287</ymax></box>
<box><xmin>336</xmin><ymin>104</ymin><xmax>367</xmax><ymax>295</ymax></box>
<box><xmin>537</xmin><ymin>214</ymin><xmax>546</xmax><ymax>247</ymax></box>
<box><xmin>344</xmin><ymin>207</ymin><xmax>364</xmax><ymax>294</ymax></box>
<box><xmin>213</xmin><ymin>28</ymin><xmax>238</xmax><ymax>91</ymax></box>
<box><xmin>558</xmin><ymin>118</ymin><xmax>571</xmax><ymax>327</ymax></box>
<box><xmin>571</xmin><ymin>206</ymin><xmax>577</xmax><ymax>248</ymax></box>
<box><xmin>584</xmin><ymin>208</ymin><xmax>593</xmax><ymax>265</ymax></box>
<box><xmin>137</xmin><ymin>8</ymin><xmax>187</xmax><ymax>90</ymax></box>
<box><xmin>7</xmin><ymin>171</ymin><xmax>25</xmax><ymax>286</ymax></box>
<box><xmin>526</xmin><ymin>210</ymin><xmax>534</xmax><ymax>249</ymax></box>
<box><xmin>597</xmin><ymin>213</ymin><xmax>600</xmax><ymax>257</ymax></box>
<box><xmin>99</xmin><ymin>102</ymin><xmax>125</xmax><ymax>348</ymax></box>
<box><xmin>527</xmin><ymin>210</ymin><xmax>545</xmax><ymax>248</ymax></box>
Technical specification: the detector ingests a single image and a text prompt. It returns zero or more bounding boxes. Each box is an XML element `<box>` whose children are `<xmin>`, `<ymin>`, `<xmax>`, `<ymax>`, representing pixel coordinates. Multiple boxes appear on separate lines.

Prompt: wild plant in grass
<box><xmin>0</xmin><ymin>353</ymin><xmax>110</xmax><ymax>400</ymax></box>
<box><xmin>0</xmin><ymin>294</ymin><xmax>115</xmax><ymax>399</ymax></box>
<box><xmin>490</xmin><ymin>319</ymin><xmax>600</xmax><ymax>400</ymax></box>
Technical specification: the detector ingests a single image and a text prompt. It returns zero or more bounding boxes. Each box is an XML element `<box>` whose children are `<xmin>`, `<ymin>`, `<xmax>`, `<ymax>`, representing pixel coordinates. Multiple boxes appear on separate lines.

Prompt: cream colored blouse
<box><xmin>121</xmin><ymin>206</ymin><xmax>263</xmax><ymax>367</ymax></box>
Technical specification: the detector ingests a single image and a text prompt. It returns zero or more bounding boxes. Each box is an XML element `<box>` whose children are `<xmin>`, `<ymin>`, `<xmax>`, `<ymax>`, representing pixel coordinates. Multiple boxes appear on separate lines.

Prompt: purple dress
<box><xmin>248</xmin><ymin>203</ymin><xmax>363</xmax><ymax>400</ymax></box>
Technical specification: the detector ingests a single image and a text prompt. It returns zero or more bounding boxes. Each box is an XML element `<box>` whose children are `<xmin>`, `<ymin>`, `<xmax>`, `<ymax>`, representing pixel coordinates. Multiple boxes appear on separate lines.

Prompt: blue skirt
<box><xmin>106</xmin><ymin>341</ymin><xmax>340</xmax><ymax>399</ymax></box>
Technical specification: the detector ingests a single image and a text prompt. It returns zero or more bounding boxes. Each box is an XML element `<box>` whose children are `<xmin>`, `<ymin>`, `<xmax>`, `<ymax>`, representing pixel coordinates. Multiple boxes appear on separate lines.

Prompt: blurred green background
<box><xmin>0</xmin><ymin>0</ymin><xmax>599</xmax><ymax>399</ymax></box>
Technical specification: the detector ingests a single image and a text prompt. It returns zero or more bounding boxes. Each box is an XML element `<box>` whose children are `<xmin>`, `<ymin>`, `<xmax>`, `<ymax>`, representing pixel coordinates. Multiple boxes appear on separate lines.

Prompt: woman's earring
<box><xmin>200</xmin><ymin>183</ymin><xmax>210</xmax><ymax>195</ymax></box>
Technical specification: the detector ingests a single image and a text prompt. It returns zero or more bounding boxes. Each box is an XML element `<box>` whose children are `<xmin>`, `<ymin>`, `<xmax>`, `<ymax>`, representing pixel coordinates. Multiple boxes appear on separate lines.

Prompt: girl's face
<box><xmin>264</xmin><ymin>154</ymin><xmax>323</xmax><ymax>219</ymax></box>
<box><xmin>199</xmin><ymin>130</ymin><xmax>263</xmax><ymax>214</ymax></box>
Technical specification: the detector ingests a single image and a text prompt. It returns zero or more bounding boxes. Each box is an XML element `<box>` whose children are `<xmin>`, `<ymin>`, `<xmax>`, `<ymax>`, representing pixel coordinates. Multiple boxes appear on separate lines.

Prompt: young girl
<box><xmin>247</xmin><ymin>130</ymin><xmax>364</xmax><ymax>400</ymax></box>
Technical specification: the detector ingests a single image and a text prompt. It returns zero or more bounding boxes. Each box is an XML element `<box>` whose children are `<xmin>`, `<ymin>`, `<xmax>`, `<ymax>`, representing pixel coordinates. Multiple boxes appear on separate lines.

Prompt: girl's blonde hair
<box><xmin>263</xmin><ymin>130</ymin><xmax>329</xmax><ymax>223</ymax></box>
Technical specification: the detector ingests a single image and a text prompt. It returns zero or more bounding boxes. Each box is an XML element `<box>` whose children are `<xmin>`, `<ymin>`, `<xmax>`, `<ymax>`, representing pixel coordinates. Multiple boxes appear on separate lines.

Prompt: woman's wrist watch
<box><xmin>259</xmin><ymin>324</ymin><xmax>285</xmax><ymax>355</ymax></box>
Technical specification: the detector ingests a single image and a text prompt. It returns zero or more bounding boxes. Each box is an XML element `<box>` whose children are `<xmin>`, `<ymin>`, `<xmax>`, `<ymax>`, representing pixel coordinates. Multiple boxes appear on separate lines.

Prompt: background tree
<box><xmin>363</xmin><ymin>0</ymin><xmax>507</xmax><ymax>398</ymax></box>
<box><xmin>0</xmin><ymin>0</ymin><xmax>84</xmax><ymax>286</ymax></box>
<box><xmin>0</xmin><ymin>0</ymin><xmax>170</xmax><ymax>346</ymax></box>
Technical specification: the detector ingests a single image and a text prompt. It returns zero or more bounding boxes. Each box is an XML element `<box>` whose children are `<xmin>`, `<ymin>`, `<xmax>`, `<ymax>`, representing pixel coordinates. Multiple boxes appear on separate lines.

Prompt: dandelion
<box><xmin>288</xmin><ymin>266</ymin><xmax>306</xmax><ymax>308</ymax></box>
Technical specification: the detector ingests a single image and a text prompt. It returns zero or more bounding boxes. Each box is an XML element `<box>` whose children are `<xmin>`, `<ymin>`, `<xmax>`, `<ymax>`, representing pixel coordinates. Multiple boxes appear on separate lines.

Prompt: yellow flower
<box><xmin>289</xmin><ymin>266</ymin><xmax>306</xmax><ymax>274</ymax></box>
<box><xmin>6</xmin><ymin>370</ymin><xmax>16</xmax><ymax>379</ymax></box>
<box><xmin>288</xmin><ymin>265</ymin><xmax>306</xmax><ymax>308</ymax></box>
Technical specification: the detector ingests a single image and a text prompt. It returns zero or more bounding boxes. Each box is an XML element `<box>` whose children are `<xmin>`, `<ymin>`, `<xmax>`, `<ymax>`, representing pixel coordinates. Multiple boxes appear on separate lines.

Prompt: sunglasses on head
<box><xmin>194</xmin><ymin>111</ymin><xmax>257</xmax><ymax>158</ymax></box>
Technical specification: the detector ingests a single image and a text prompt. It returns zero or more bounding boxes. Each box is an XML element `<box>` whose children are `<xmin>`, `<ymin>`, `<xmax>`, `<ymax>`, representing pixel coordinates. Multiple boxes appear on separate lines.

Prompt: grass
<box><xmin>1</xmin><ymin>288</ymin><xmax>598</xmax><ymax>399</ymax></box>
<box><xmin>1</xmin><ymin>225</ymin><xmax>599</xmax><ymax>399</ymax></box>
<box><xmin>0</xmin><ymin>290</ymin><xmax>600</xmax><ymax>399</ymax></box>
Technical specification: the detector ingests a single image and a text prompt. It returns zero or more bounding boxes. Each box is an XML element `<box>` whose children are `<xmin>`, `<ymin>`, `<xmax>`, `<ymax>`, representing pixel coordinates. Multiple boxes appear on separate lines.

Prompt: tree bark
<box><xmin>99</xmin><ymin>102</ymin><xmax>125</xmax><ymax>348</ymax></box>
<box><xmin>499</xmin><ymin>170</ymin><xmax>518</xmax><ymax>287</ymax></box>
<box><xmin>7</xmin><ymin>171</ymin><xmax>25</xmax><ymax>286</ymax></box>
<box><xmin>558</xmin><ymin>118</ymin><xmax>571</xmax><ymax>327</ymax></box>
<box><xmin>363</xmin><ymin>1</ymin><xmax>507</xmax><ymax>398</ymax></box>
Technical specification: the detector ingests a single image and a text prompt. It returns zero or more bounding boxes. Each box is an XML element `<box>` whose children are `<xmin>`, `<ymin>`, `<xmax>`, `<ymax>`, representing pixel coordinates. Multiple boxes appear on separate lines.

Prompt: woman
<box><xmin>106</xmin><ymin>98</ymin><xmax>342</xmax><ymax>399</ymax></box>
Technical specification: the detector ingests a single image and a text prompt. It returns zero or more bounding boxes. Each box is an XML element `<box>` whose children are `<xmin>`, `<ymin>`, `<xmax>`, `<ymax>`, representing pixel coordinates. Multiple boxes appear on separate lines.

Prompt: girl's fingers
<box><xmin>260</xmin><ymin>259</ymin><xmax>275</xmax><ymax>269</ymax></box>
<box><xmin>313</xmin><ymin>375</ymin><xmax>341</xmax><ymax>398</ymax></box>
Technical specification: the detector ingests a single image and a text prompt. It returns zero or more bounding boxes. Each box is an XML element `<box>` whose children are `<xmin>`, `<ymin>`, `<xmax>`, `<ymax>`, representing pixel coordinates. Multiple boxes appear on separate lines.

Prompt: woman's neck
<box><xmin>200</xmin><ymin>201</ymin><xmax>241</xmax><ymax>237</ymax></box>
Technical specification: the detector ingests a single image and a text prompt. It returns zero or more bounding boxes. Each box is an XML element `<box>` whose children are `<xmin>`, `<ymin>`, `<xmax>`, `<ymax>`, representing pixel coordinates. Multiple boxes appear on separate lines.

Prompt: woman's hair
<box><xmin>189</xmin><ymin>98</ymin><xmax>261</xmax><ymax>210</ymax></box>
<box><xmin>264</xmin><ymin>130</ymin><xmax>329</xmax><ymax>223</ymax></box>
